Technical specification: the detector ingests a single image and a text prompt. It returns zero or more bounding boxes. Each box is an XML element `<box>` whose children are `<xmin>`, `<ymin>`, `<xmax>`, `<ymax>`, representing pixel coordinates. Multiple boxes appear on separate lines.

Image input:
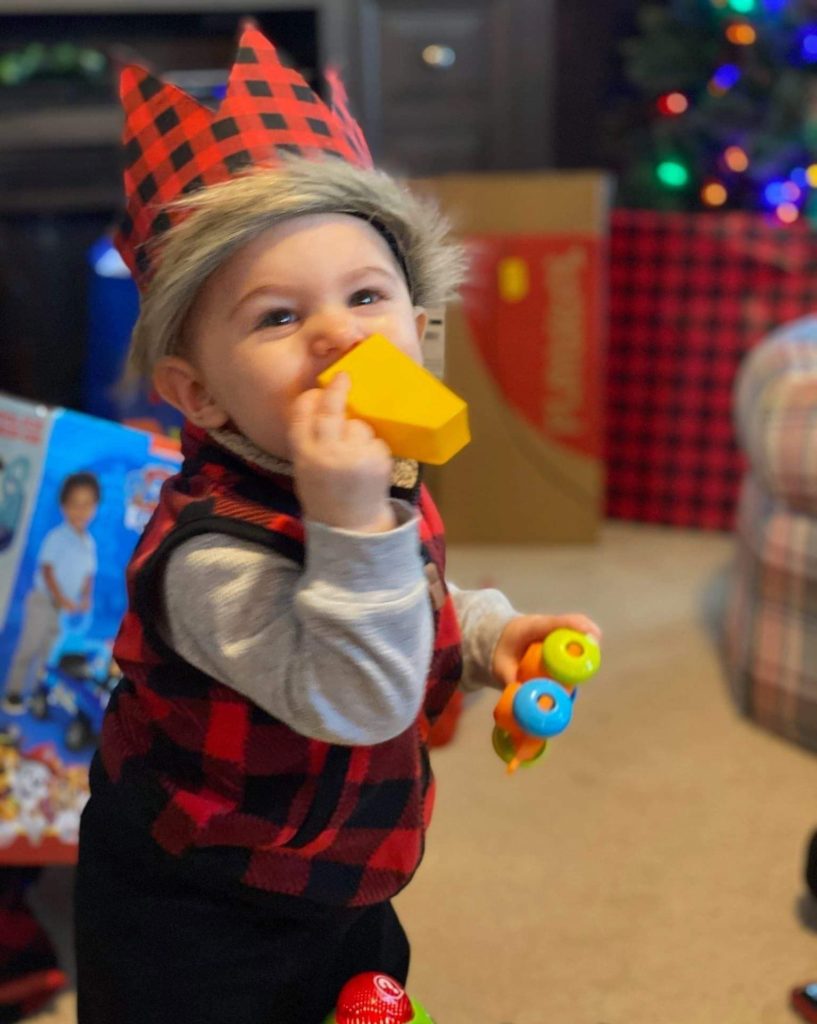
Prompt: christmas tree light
<box><xmin>657</xmin><ymin>160</ymin><xmax>690</xmax><ymax>187</ymax></box>
<box><xmin>726</xmin><ymin>23</ymin><xmax>757</xmax><ymax>44</ymax></box>
<box><xmin>702</xmin><ymin>181</ymin><xmax>728</xmax><ymax>205</ymax></box>
<box><xmin>791</xmin><ymin>167</ymin><xmax>808</xmax><ymax>187</ymax></box>
<box><xmin>709</xmin><ymin>64</ymin><xmax>741</xmax><ymax>95</ymax></box>
<box><xmin>714</xmin><ymin>64</ymin><xmax>741</xmax><ymax>88</ymax></box>
<box><xmin>800</xmin><ymin>28</ymin><xmax>817</xmax><ymax>61</ymax></box>
<box><xmin>657</xmin><ymin>92</ymin><xmax>689</xmax><ymax>115</ymax></box>
<box><xmin>764</xmin><ymin>181</ymin><xmax>802</xmax><ymax>213</ymax></box>
<box><xmin>723</xmin><ymin>146</ymin><xmax>749</xmax><ymax>172</ymax></box>
<box><xmin>612</xmin><ymin>1</ymin><xmax>817</xmax><ymax>213</ymax></box>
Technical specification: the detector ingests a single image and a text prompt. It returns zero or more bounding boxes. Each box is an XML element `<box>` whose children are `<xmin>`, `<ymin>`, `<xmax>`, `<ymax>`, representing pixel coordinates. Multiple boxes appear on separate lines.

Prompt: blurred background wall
<box><xmin>0</xmin><ymin>0</ymin><xmax>636</xmax><ymax>412</ymax></box>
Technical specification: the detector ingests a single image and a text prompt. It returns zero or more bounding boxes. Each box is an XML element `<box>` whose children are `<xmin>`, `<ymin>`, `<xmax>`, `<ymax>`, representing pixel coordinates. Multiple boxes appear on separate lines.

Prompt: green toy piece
<box><xmin>324</xmin><ymin>997</ymin><xmax>434</xmax><ymax>1023</ymax></box>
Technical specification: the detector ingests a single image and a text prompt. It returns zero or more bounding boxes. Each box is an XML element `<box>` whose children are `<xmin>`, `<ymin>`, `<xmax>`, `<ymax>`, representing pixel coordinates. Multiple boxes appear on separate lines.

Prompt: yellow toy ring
<box><xmin>542</xmin><ymin>629</ymin><xmax>601</xmax><ymax>686</ymax></box>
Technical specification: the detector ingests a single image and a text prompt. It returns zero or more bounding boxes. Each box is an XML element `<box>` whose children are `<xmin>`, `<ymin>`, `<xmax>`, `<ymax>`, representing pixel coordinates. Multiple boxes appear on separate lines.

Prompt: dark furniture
<box><xmin>0</xmin><ymin>0</ymin><xmax>595</xmax><ymax>407</ymax></box>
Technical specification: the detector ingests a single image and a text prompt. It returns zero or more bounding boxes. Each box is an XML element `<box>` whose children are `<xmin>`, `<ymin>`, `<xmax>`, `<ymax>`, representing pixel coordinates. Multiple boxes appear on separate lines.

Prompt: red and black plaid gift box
<box><xmin>606</xmin><ymin>208</ymin><xmax>817</xmax><ymax>530</ymax></box>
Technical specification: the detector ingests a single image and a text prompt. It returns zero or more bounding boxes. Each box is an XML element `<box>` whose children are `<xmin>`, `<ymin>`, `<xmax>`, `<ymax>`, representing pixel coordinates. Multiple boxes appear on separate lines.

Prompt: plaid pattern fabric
<box><xmin>0</xmin><ymin>868</ymin><xmax>66</xmax><ymax>1024</ymax></box>
<box><xmin>607</xmin><ymin>209</ymin><xmax>817</xmax><ymax>529</ymax></box>
<box><xmin>723</xmin><ymin>474</ymin><xmax>817</xmax><ymax>750</ymax></box>
<box><xmin>102</xmin><ymin>424</ymin><xmax>462</xmax><ymax>908</ymax></box>
<box><xmin>734</xmin><ymin>317</ymin><xmax>817</xmax><ymax>516</ymax></box>
<box><xmin>115</xmin><ymin>25</ymin><xmax>372</xmax><ymax>289</ymax></box>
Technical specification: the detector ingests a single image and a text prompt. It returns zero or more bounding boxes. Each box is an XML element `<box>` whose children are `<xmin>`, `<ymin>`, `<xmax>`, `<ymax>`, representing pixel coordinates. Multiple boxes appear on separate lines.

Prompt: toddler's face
<box><xmin>176</xmin><ymin>213</ymin><xmax>426</xmax><ymax>460</ymax></box>
<box><xmin>62</xmin><ymin>487</ymin><xmax>98</xmax><ymax>533</ymax></box>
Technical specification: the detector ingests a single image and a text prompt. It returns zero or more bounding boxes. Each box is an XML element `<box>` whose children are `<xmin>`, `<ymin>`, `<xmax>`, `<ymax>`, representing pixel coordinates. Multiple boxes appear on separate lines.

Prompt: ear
<box><xmin>413</xmin><ymin>306</ymin><xmax>429</xmax><ymax>342</ymax></box>
<box><xmin>152</xmin><ymin>356</ymin><xmax>229</xmax><ymax>429</ymax></box>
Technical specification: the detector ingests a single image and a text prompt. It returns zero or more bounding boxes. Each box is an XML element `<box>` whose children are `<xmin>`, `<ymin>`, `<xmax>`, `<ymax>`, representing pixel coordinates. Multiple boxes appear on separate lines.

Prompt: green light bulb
<box><xmin>657</xmin><ymin>161</ymin><xmax>690</xmax><ymax>188</ymax></box>
<box><xmin>728</xmin><ymin>0</ymin><xmax>756</xmax><ymax>13</ymax></box>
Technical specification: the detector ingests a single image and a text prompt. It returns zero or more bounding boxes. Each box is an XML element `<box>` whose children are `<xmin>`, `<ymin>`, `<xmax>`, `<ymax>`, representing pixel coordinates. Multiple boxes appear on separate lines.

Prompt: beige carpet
<box><xmin>24</xmin><ymin>523</ymin><xmax>817</xmax><ymax>1024</ymax></box>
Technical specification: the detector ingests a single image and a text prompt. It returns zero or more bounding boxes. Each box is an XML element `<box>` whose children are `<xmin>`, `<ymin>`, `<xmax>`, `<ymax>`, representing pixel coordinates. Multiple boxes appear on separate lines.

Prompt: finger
<box><xmin>553</xmin><ymin>614</ymin><xmax>602</xmax><ymax>642</ymax></box>
<box><xmin>369</xmin><ymin>436</ymin><xmax>394</xmax><ymax>463</ymax></box>
<box><xmin>530</xmin><ymin>613</ymin><xmax>602</xmax><ymax>643</ymax></box>
<box><xmin>319</xmin><ymin>372</ymin><xmax>351</xmax><ymax>417</ymax></box>
<box><xmin>342</xmin><ymin>418</ymin><xmax>375</xmax><ymax>443</ymax></box>
<box><xmin>493</xmin><ymin>652</ymin><xmax>520</xmax><ymax>688</ymax></box>
<box><xmin>290</xmin><ymin>388</ymin><xmax>323</xmax><ymax>426</ymax></box>
<box><xmin>313</xmin><ymin>412</ymin><xmax>344</xmax><ymax>443</ymax></box>
<box><xmin>310</xmin><ymin>375</ymin><xmax>350</xmax><ymax>442</ymax></box>
<box><xmin>288</xmin><ymin>389</ymin><xmax>324</xmax><ymax>449</ymax></box>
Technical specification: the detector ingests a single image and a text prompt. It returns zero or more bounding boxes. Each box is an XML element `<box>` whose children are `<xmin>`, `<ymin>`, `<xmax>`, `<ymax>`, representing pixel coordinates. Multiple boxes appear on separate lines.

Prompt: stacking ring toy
<box><xmin>512</xmin><ymin>679</ymin><xmax>573</xmax><ymax>738</ymax></box>
<box><xmin>492</xmin><ymin>627</ymin><xmax>601</xmax><ymax>774</ymax></box>
<box><xmin>541</xmin><ymin>629</ymin><xmax>601</xmax><ymax>686</ymax></box>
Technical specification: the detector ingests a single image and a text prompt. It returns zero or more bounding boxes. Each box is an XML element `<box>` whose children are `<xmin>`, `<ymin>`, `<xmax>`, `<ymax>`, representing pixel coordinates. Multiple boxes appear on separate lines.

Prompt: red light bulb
<box><xmin>656</xmin><ymin>91</ymin><xmax>689</xmax><ymax>116</ymax></box>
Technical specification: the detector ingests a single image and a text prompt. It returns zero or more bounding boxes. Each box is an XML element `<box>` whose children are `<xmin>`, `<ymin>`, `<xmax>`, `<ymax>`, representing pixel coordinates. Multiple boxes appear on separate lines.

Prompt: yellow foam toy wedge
<box><xmin>317</xmin><ymin>333</ymin><xmax>470</xmax><ymax>465</ymax></box>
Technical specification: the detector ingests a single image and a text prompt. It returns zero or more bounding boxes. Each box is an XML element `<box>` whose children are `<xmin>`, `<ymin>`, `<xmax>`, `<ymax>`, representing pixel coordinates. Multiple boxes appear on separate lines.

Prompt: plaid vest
<box><xmin>98</xmin><ymin>425</ymin><xmax>463</xmax><ymax>907</ymax></box>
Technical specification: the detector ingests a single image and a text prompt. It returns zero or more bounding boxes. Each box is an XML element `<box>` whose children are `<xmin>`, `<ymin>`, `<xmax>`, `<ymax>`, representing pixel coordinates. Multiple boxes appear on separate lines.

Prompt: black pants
<box><xmin>74</xmin><ymin>798</ymin><xmax>410</xmax><ymax>1024</ymax></box>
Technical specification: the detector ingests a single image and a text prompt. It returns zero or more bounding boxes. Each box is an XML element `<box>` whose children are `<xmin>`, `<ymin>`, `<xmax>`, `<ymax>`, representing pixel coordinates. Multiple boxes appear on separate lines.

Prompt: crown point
<box><xmin>237</xmin><ymin>24</ymin><xmax>279</xmax><ymax>59</ymax></box>
<box><xmin>119</xmin><ymin>64</ymin><xmax>155</xmax><ymax>108</ymax></box>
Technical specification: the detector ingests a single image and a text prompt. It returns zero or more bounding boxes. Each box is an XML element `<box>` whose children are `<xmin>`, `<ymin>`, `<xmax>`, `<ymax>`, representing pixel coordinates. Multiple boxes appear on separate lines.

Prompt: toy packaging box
<box><xmin>415</xmin><ymin>172</ymin><xmax>610</xmax><ymax>544</ymax></box>
<box><xmin>0</xmin><ymin>394</ymin><xmax>181</xmax><ymax>864</ymax></box>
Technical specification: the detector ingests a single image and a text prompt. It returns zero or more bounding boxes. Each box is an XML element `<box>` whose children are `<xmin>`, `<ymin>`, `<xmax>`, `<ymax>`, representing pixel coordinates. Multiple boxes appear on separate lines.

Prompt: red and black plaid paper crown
<box><xmin>115</xmin><ymin>25</ymin><xmax>373</xmax><ymax>290</ymax></box>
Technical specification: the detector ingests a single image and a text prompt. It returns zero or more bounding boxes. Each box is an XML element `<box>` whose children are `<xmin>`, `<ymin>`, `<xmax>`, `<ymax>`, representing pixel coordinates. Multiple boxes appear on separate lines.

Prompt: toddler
<box><xmin>2</xmin><ymin>472</ymin><xmax>99</xmax><ymax>715</ymax></box>
<box><xmin>74</xmin><ymin>27</ymin><xmax>600</xmax><ymax>1024</ymax></box>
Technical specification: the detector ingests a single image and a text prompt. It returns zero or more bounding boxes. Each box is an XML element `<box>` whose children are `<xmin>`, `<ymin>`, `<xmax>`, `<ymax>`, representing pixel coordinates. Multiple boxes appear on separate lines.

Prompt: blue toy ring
<box><xmin>513</xmin><ymin>678</ymin><xmax>573</xmax><ymax>738</ymax></box>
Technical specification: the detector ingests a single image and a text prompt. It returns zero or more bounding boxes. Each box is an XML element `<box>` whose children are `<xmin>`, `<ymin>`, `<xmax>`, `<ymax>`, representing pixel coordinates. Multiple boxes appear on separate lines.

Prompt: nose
<box><xmin>307</xmin><ymin>306</ymin><xmax>365</xmax><ymax>361</ymax></box>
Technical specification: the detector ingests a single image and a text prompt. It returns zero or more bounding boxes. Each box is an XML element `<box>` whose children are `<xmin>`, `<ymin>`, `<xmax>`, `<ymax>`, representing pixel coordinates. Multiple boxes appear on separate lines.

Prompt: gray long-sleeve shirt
<box><xmin>160</xmin><ymin>500</ymin><xmax>516</xmax><ymax>746</ymax></box>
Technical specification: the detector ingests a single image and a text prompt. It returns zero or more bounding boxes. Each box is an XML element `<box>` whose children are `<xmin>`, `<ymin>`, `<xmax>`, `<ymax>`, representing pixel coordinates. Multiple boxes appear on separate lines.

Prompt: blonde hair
<box><xmin>127</xmin><ymin>156</ymin><xmax>468</xmax><ymax>378</ymax></box>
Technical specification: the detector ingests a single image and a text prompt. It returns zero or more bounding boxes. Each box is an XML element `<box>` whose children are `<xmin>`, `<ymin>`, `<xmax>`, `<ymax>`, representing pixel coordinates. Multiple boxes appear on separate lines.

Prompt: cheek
<box><xmin>207</xmin><ymin>350</ymin><xmax>266</xmax><ymax>403</ymax></box>
<box><xmin>376</xmin><ymin>311</ymin><xmax>421</xmax><ymax>359</ymax></box>
<box><xmin>395</xmin><ymin>323</ymin><xmax>424</xmax><ymax>364</ymax></box>
<box><xmin>223</xmin><ymin>350</ymin><xmax>305</xmax><ymax>420</ymax></box>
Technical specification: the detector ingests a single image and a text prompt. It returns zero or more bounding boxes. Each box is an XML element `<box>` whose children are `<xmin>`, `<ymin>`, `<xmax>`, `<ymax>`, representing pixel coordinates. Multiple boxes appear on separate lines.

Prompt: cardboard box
<box><xmin>415</xmin><ymin>172</ymin><xmax>610</xmax><ymax>543</ymax></box>
<box><xmin>0</xmin><ymin>395</ymin><xmax>181</xmax><ymax>863</ymax></box>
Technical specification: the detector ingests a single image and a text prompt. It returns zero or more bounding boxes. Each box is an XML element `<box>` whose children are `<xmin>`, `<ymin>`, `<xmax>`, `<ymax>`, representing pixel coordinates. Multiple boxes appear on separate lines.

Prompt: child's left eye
<box><xmin>349</xmin><ymin>288</ymin><xmax>384</xmax><ymax>306</ymax></box>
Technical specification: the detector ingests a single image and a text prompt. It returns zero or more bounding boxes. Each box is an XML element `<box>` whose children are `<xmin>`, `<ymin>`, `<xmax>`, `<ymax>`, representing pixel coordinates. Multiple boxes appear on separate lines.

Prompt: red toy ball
<box><xmin>334</xmin><ymin>972</ymin><xmax>414</xmax><ymax>1023</ymax></box>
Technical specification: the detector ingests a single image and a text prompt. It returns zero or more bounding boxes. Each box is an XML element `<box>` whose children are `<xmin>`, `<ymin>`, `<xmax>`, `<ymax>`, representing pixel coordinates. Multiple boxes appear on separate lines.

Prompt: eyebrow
<box><xmin>230</xmin><ymin>264</ymin><xmax>399</xmax><ymax>320</ymax></box>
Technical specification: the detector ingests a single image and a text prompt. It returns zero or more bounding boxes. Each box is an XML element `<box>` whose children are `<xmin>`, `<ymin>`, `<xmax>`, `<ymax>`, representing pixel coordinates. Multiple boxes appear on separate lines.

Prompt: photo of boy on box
<box><xmin>2</xmin><ymin>472</ymin><xmax>100</xmax><ymax>716</ymax></box>
<box><xmin>74</xmin><ymin>27</ymin><xmax>602</xmax><ymax>1024</ymax></box>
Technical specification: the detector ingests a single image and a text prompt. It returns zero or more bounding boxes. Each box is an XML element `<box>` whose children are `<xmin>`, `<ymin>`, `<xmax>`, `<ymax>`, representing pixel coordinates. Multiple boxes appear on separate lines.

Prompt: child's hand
<box><xmin>491</xmin><ymin>613</ymin><xmax>602</xmax><ymax>689</ymax></box>
<box><xmin>289</xmin><ymin>373</ymin><xmax>396</xmax><ymax>533</ymax></box>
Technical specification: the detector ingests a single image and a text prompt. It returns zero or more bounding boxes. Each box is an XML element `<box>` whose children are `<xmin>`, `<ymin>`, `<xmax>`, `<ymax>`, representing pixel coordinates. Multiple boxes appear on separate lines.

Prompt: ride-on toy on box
<box><xmin>324</xmin><ymin>972</ymin><xmax>434</xmax><ymax>1023</ymax></box>
<box><xmin>29</xmin><ymin>632</ymin><xmax>120</xmax><ymax>752</ymax></box>
<box><xmin>493</xmin><ymin>627</ymin><xmax>601</xmax><ymax>773</ymax></box>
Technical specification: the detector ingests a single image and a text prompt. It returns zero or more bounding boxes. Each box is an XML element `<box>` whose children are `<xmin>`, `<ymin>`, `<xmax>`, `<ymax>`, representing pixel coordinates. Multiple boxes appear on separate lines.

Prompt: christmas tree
<box><xmin>611</xmin><ymin>0</ymin><xmax>817</xmax><ymax>221</ymax></box>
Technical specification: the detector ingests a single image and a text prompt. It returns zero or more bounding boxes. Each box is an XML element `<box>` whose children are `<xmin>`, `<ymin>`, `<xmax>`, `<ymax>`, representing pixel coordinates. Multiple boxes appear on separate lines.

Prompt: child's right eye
<box><xmin>256</xmin><ymin>308</ymin><xmax>296</xmax><ymax>330</ymax></box>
